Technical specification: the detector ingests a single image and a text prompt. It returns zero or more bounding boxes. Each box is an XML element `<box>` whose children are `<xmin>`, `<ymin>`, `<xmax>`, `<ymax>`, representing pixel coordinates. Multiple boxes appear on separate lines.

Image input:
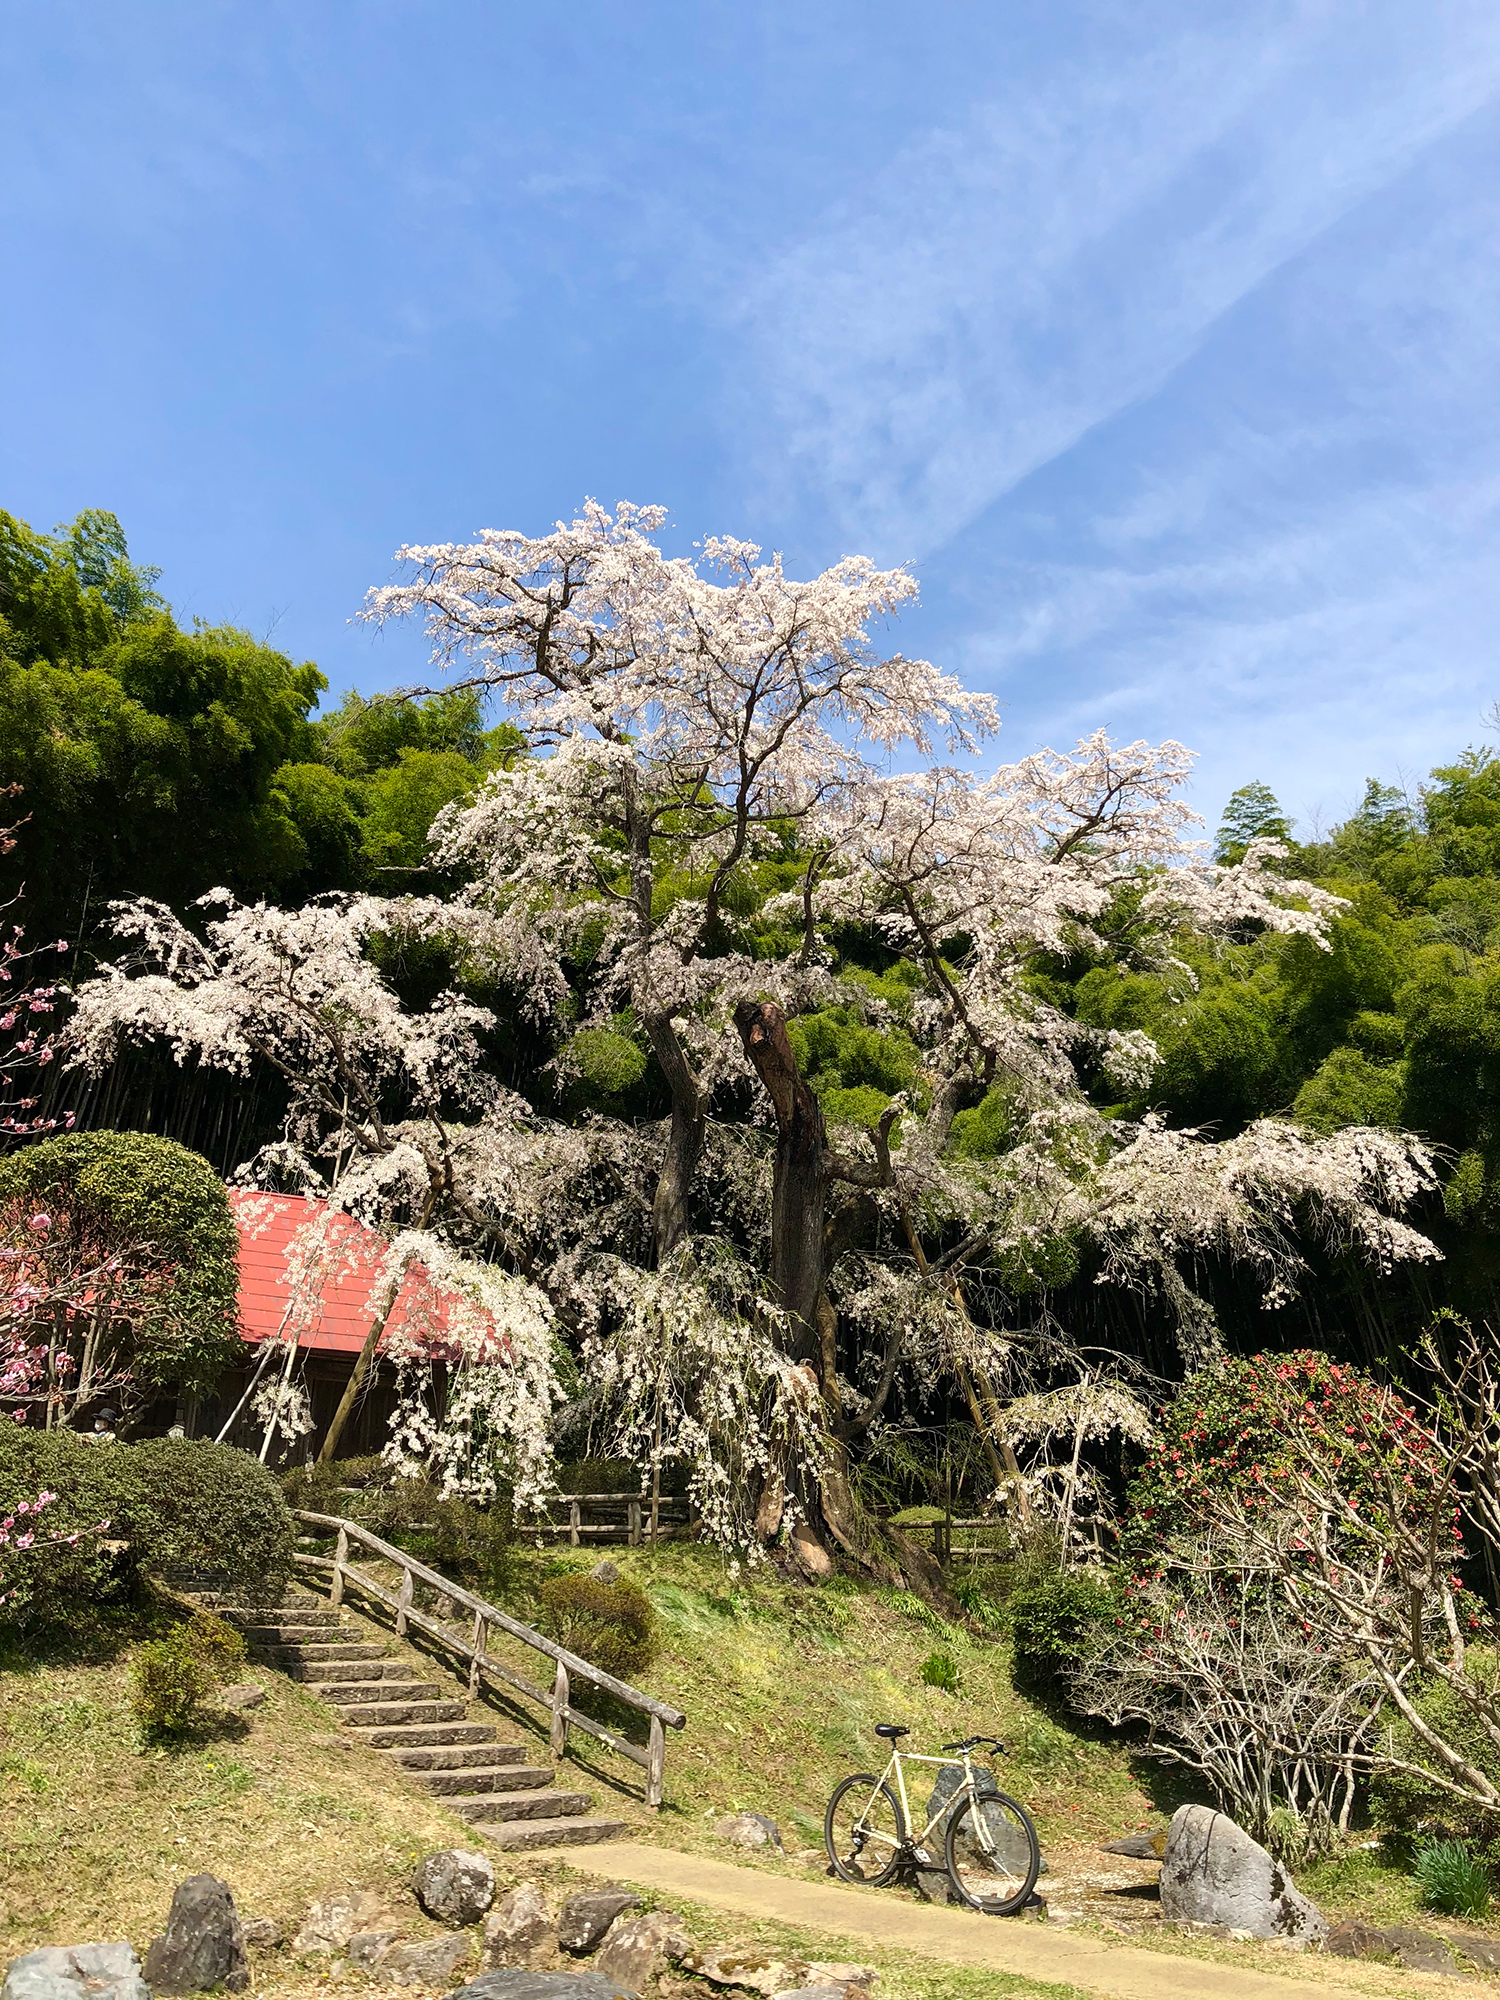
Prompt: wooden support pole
<box><xmin>627</xmin><ymin>1499</ymin><xmax>641</xmax><ymax>1548</ymax></box>
<box><xmin>569</xmin><ymin>1499</ymin><xmax>580</xmax><ymax>1548</ymax></box>
<box><xmin>551</xmin><ymin>1659</ymin><xmax>570</xmax><ymax>1759</ymax></box>
<box><xmin>396</xmin><ymin>1566</ymin><xmax>412</xmax><ymax>1637</ymax></box>
<box><xmin>646</xmin><ymin>1714</ymin><xmax>666</xmax><ymax>1809</ymax></box>
<box><xmin>330</xmin><ymin>1525</ymin><xmax>348</xmax><ymax>1607</ymax></box>
<box><xmin>469</xmin><ymin>1612</ymin><xmax>487</xmax><ymax>1698</ymax></box>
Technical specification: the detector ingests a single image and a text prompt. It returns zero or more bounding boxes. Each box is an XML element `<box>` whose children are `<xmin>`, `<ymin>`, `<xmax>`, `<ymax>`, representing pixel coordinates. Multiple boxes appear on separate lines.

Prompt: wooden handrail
<box><xmin>292</xmin><ymin>1509</ymin><xmax>685</xmax><ymax>1807</ymax></box>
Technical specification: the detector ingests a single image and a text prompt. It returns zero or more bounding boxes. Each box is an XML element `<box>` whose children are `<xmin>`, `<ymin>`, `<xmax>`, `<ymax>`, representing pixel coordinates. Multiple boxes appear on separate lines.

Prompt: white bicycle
<box><xmin>824</xmin><ymin>1726</ymin><xmax>1041</xmax><ymax>1915</ymax></box>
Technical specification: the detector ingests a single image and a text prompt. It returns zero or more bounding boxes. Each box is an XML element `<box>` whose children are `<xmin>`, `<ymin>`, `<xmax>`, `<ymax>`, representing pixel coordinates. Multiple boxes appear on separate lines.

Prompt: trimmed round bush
<box><xmin>0</xmin><ymin>1429</ymin><xmax>293</xmax><ymax>1627</ymax></box>
<box><xmin>0</xmin><ymin>1130</ymin><xmax>241</xmax><ymax>1402</ymax></box>
<box><xmin>537</xmin><ymin>1571</ymin><xmax>657</xmax><ymax>1683</ymax></box>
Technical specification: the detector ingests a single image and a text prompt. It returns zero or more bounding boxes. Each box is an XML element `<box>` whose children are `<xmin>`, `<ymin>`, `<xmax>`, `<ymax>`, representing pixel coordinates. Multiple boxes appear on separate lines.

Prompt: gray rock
<box><xmin>1448</xmin><ymin>1932</ymin><xmax>1500</xmax><ymax>1973</ymax></box>
<box><xmin>453</xmin><ymin>1975</ymin><xmax>638</xmax><ymax>2000</ymax></box>
<box><xmin>680</xmin><ymin>1951</ymin><xmax>807</xmax><ymax>1994</ymax></box>
<box><xmin>771</xmin><ymin>1990</ymin><xmax>847</xmax><ymax>2000</ymax></box>
<box><xmin>1100</xmin><ymin>1831</ymin><xmax>1167</xmax><ymax>1860</ymax></box>
<box><xmin>593</xmin><ymin>1911</ymin><xmax>689</xmax><ymax>1989</ymax></box>
<box><xmin>239</xmin><ymin>1918</ymin><xmax>280</xmax><ymax>1950</ymax></box>
<box><xmin>2</xmin><ymin>1944</ymin><xmax>149</xmax><ymax>2000</ymax></box>
<box><xmin>291</xmin><ymin>1888</ymin><xmax>390</xmax><ymax>1955</ymax></box>
<box><xmin>590</xmin><ymin>1560</ymin><xmax>620</xmax><ymax>1584</ymax></box>
<box><xmin>483</xmin><ymin>1885</ymin><xmax>552</xmax><ymax>1967</ymax></box>
<box><xmin>1387</xmin><ymin>1927</ymin><xmax>1460</xmax><ymax>1977</ymax></box>
<box><xmin>384</xmin><ymin>1934</ymin><xmax>472</xmax><ymax>1986</ymax></box>
<box><xmin>415</xmin><ymin>1849</ymin><xmax>497</xmax><ymax>1925</ymax></box>
<box><xmin>713</xmin><ymin>1811</ymin><xmax>783</xmax><ymax>1851</ymax></box>
<box><xmin>143</xmin><ymin>1874</ymin><xmax>250</xmax><ymax>1993</ymax></box>
<box><xmin>1159</xmin><ymin>1807</ymin><xmax>1325</xmax><ymax>1942</ymax></box>
<box><xmin>1325</xmin><ymin>1921</ymin><xmax>1392</xmax><ymax>1962</ymax></box>
<box><xmin>925</xmin><ymin>1764</ymin><xmax>1046</xmax><ymax>1876</ymax></box>
<box><xmin>217</xmin><ymin>1684</ymin><xmax>265</xmax><ymax>1713</ymax></box>
<box><xmin>557</xmin><ymin>1890</ymin><xmax>639</xmax><ymax>1955</ymax></box>
<box><xmin>346</xmin><ymin>1933</ymin><xmax>399</xmax><ymax>1971</ymax></box>
<box><xmin>912</xmin><ymin>1867</ymin><xmax>957</xmax><ymax>1904</ymax></box>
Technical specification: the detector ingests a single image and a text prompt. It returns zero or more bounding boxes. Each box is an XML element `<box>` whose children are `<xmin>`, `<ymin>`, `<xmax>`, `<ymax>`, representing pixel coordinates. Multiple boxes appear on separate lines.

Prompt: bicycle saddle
<box><xmin>874</xmin><ymin>1723</ymin><xmax>909</xmax><ymax>1740</ymax></box>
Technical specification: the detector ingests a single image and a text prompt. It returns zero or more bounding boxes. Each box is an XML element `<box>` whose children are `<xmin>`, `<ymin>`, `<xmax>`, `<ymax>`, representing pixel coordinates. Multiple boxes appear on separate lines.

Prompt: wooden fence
<box><xmin>521</xmin><ymin>1490</ymin><xmax>692</xmax><ymax>1547</ymax></box>
<box><xmin>293</xmin><ymin>1509</ymin><xmax>686</xmax><ymax>1807</ymax></box>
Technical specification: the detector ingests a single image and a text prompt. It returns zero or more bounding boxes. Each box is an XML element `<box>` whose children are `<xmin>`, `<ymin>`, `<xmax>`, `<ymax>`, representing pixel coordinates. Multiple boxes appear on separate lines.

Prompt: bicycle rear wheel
<box><xmin>825</xmin><ymin>1772</ymin><xmax>907</xmax><ymax>1886</ymax></box>
<box><xmin>944</xmin><ymin>1788</ymin><xmax>1040</xmax><ymax>1914</ymax></box>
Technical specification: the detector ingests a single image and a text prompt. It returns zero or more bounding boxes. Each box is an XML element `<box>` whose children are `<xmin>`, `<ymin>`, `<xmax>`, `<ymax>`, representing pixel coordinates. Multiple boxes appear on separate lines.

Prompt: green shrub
<box><xmin>353</xmin><ymin>1476</ymin><xmax>514</xmax><ymax>1598</ymax></box>
<box><xmin>1007</xmin><ymin>1569</ymin><xmax>1119</xmax><ymax>1695</ymax></box>
<box><xmin>920</xmin><ymin>1649</ymin><xmax>960</xmax><ymax>1694</ymax></box>
<box><xmin>1415</xmin><ymin>1839</ymin><xmax>1492</xmax><ymax>1918</ymax></box>
<box><xmin>130</xmin><ymin>1610</ymin><xmax>246</xmax><ymax>1738</ymax></box>
<box><xmin>537</xmin><ymin>1572</ymin><xmax>657</xmax><ymax>1683</ymax></box>
<box><xmin>0</xmin><ymin>1431</ymin><xmax>293</xmax><ymax>1628</ymax></box>
<box><xmin>1370</xmin><ymin>1678</ymin><xmax>1500</xmax><ymax>1867</ymax></box>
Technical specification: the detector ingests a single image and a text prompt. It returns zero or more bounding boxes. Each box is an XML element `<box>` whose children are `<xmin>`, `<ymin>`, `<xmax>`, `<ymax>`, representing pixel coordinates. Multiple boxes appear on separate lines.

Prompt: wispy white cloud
<box><xmin>736</xmin><ymin>0</ymin><xmax>1500</xmax><ymax>562</ymax></box>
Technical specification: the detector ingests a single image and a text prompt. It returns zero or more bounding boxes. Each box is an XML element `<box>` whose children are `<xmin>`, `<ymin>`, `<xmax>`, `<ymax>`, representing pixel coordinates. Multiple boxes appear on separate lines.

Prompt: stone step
<box><xmin>349</xmin><ymin>1721</ymin><xmax>499</xmax><ymax>1750</ymax></box>
<box><xmin>389</xmin><ymin>1742</ymin><xmax>526</xmax><ymax>1772</ymax></box>
<box><xmin>271</xmin><ymin>1651</ymin><xmax>402</xmax><ymax>1678</ymax></box>
<box><xmin>242</xmin><ymin>1624</ymin><xmax>352</xmax><ymax>1645</ymax></box>
<box><xmin>338</xmin><ymin>1696</ymin><xmax>467</xmax><ymax>1727</ymax></box>
<box><xmin>220</xmin><ymin>1604</ymin><xmax>339</xmax><ymax>1622</ymax></box>
<box><xmin>414</xmin><ymin>1763</ymin><xmax>555</xmax><ymax>1797</ymax></box>
<box><xmin>312</xmin><ymin>1677</ymin><xmax>437</xmax><ymax>1706</ymax></box>
<box><xmin>479</xmin><ymin>1816</ymin><xmax>630</xmax><ymax>1852</ymax></box>
<box><xmin>452</xmin><ymin>1788</ymin><xmax>593</xmax><ymax>1824</ymax></box>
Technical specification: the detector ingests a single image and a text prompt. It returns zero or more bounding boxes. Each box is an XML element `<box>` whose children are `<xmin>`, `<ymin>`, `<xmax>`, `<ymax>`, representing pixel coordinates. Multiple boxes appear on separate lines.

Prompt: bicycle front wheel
<box><xmin>825</xmin><ymin>1771</ymin><xmax>907</xmax><ymax>1886</ymax></box>
<box><xmin>945</xmin><ymin>1789</ymin><xmax>1040</xmax><ymax>1914</ymax></box>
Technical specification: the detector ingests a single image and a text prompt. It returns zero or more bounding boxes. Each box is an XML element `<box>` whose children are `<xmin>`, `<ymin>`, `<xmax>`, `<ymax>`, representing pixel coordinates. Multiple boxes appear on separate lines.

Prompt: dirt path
<box><xmin>561</xmin><ymin>1841</ymin><xmax>1413</xmax><ymax>2000</ymax></box>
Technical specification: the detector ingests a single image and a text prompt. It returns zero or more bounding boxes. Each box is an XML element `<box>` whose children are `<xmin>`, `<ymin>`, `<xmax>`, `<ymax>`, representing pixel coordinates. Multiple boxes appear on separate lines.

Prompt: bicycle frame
<box><xmin>858</xmin><ymin>1744</ymin><xmax>998</xmax><ymax>1861</ymax></box>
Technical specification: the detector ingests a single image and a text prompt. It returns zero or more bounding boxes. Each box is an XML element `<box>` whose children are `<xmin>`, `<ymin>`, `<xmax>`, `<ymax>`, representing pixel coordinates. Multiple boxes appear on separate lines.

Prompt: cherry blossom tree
<box><xmin>64</xmin><ymin>502</ymin><xmax>1447</xmax><ymax>1558</ymax></box>
<box><xmin>369</xmin><ymin>501</ymin><xmax>997</xmax><ymax>1259</ymax></box>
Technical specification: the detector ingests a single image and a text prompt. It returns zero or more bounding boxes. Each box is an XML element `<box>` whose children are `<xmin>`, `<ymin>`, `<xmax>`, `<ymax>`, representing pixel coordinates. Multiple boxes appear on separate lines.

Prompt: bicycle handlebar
<box><xmin>939</xmin><ymin>1734</ymin><xmax>1006</xmax><ymax>1755</ymax></box>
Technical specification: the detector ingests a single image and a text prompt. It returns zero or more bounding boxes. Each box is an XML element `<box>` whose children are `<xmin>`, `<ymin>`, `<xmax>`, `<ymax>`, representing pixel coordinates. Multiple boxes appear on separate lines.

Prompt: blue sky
<box><xmin>6</xmin><ymin>1</ymin><xmax>1500</xmax><ymax>837</ymax></box>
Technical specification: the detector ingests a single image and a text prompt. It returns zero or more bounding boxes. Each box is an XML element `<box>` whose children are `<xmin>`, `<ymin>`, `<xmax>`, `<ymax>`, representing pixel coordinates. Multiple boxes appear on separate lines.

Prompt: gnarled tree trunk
<box><xmin>734</xmin><ymin>999</ymin><xmax>829</xmax><ymax>1363</ymax></box>
<box><xmin>642</xmin><ymin>1009</ymin><xmax>706</xmax><ymax>1264</ymax></box>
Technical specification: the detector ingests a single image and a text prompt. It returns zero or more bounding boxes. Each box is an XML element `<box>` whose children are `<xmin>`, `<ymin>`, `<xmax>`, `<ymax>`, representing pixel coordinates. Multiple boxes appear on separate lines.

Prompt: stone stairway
<box><xmin>223</xmin><ymin>1591</ymin><xmax>627</xmax><ymax>1851</ymax></box>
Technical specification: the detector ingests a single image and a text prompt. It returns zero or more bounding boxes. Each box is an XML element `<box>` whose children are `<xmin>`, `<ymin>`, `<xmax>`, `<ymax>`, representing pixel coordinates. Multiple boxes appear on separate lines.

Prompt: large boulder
<box><xmin>291</xmin><ymin>1888</ymin><xmax>390</xmax><ymax>1955</ymax></box>
<box><xmin>414</xmin><ymin>1849</ymin><xmax>496</xmax><ymax>1925</ymax></box>
<box><xmin>143</xmin><ymin>1875</ymin><xmax>249</xmax><ymax>1993</ymax></box>
<box><xmin>593</xmin><ymin>1912</ymin><xmax>689</xmax><ymax>1990</ymax></box>
<box><xmin>453</xmin><ymin>1974</ymin><xmax>639</xmax><ymax>2000</ymax></box>
<box><xmin>2</xmin><ymin>1945</ymin><xmax>149</xmax><ymax>2000</ymax></box>
<box><xmin>1159</xmin><ymin>1806</ymin><xmax>1325</xmax><ymax>1942</ymax></box>
<box><xmin>483</xmin><ymin>1885</ymin><xmax>553</xmax><ymax>1967</ymax></box>
<box><xmin>557</xmin><ymin>1890</ymin><xmax>639</xmax><ymax>1955</ymax></box>
<box><xmin>384</xmin><ymin>1935</ymin><xmax>472</xmax><ymax>1986</ymax></box>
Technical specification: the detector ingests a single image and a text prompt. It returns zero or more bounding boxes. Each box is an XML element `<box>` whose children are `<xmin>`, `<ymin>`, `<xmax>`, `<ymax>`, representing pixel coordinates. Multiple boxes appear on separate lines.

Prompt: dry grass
<box><xmin>0</xmin><ymin>1612</ymin><xmax>472</xmax><ymax>1961</ymax></box>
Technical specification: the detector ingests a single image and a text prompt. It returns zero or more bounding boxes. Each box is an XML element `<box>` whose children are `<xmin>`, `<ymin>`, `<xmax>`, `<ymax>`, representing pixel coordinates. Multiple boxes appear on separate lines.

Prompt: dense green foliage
<box><xmin>129</xmin><ymin>1609</ymin><xmax>247</xmax><ymax>1737</ymax></box>
<box><xmin>536</xmin><ymin>1569</ymin><xmax>658</xmax><ymax>1682</ymax></box>
<box><xmin>0</xmin><ymin>508</ymin><xmax>515</xmax><ymax>942</ymax></box>
<box><xmin>0</xmin><ymin>1130</ymin><xmax>241</xmax><ymax>1400</ymax></box>
<box><xmin>1006</xmin><ymin>1570</ymin><xmax>1119</xmax><ymax>1694</ymax></box>
<box><xmin>1414</xmin><ymin>1839</ymin><xmax>1493</xmax><ymax>1917</ymax></box>
<box><xmin>0</xmin><ymin>1432</ymin><xmax>294</xmax><ymax>1627</ymax></box>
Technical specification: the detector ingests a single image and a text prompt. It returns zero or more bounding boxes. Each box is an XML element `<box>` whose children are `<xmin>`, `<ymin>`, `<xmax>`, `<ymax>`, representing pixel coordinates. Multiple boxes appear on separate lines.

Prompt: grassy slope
<box><xmin>0</xmin><ymin>1544</ymin><xmax>1482</xmax><ymax>2000</ymax></box>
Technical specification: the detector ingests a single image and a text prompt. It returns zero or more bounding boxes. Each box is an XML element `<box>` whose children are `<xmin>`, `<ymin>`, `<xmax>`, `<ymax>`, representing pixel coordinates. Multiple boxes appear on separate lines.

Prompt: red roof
<box><xmin>231</xmin><ymin>1191</ymin><xmax>464</xmax><ymax>1358</ymax></box>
